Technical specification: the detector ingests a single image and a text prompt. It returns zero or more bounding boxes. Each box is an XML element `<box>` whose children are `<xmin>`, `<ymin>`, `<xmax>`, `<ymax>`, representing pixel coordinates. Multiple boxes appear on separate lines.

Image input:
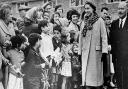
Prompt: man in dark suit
<box><xmin>110</xmin><ymin>2</ymin><xmax>128</xmax><ymax>89</ymax></box>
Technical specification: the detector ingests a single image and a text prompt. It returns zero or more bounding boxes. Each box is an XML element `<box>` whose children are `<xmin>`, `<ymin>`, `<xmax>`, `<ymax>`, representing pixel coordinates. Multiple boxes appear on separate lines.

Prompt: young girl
<box><xmin>61</xmin><ymin>33</ymin><xmax>72</xmax><ymax>89</ymax></box>
<box><xmin>50</xmin><ymin>25</ymin><xmax>62</xmax><ymax>89</ymax></box>
<box><xmin>3</xmin><ymin>35</ymin><xmax>27</xmax><ymax>89</ymax></box>
<box><xmin>71</xmin><ymin>42</ymin><xmax>81</xmax><ymax>89</ymax></box>
<box><xmin>50</xmin><ymin>12</ymin><xmax>60</xmax><ymax>26</ymax></box>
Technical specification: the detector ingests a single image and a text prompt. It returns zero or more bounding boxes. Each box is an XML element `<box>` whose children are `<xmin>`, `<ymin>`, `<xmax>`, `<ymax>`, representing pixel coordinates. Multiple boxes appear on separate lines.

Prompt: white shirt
<box><xmin>119</xmin><ymin>16</ymin><xmax>127</xmax><ymax>28</ymax></box>
<box><xmin>40</xmin><ymin>33</ymin><xmax>54</xmax><ymax>59</ymax></box>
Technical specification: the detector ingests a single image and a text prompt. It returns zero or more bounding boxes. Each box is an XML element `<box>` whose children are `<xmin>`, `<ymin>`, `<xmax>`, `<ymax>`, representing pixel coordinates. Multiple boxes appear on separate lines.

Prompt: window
<box><xmin>108</xmin><ymin>0</ymin><xmax>126</xmax><ymax>3</ymax></box>
<box><xmin>17</xmin><ymin>2</ymin><xmax>29</xmax><ymax>8</ymax></box>
<box><xmin>70</xmin><ymin>0</ymin><xmax>83</xmax><ymax>7</ymax></box>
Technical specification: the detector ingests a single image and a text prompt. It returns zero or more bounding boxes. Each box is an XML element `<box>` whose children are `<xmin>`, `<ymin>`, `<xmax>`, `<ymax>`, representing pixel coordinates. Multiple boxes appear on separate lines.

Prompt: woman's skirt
<box><xmin>0</xmin><ymin>82</ymin><xmax>4</xmax><ymax>89</ymax></box>
<box><xmin>7</xmin><ymin>73</ymin><xmax>23</xmax><ymax>89</ymax></box>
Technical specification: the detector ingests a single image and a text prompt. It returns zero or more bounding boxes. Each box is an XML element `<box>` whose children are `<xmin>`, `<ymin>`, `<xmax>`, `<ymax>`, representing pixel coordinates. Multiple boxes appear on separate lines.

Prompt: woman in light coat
<box><xmin>79</xmin><ymin>1</ymin><xmax>108</xmax><ymax>89</ymax></box>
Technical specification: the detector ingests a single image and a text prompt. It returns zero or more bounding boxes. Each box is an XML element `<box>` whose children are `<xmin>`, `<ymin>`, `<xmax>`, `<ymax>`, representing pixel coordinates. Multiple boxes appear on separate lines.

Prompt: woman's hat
<box><xmin>84</xmin><ymin>1</ymin><xmax>96</xmax><ymax>12</ymax></box>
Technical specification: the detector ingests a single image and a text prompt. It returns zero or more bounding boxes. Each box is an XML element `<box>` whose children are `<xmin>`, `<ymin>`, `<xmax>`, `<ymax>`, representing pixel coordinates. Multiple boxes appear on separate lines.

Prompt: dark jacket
<box><xmin>110</xmin><ymin>16</ymin><xmax>128</xmax><ymax>89</ymax></box>
<box><xmin>23</xmin><ymin>48</ymin><xmax>45</xmax><ymax>77</ymax></box>
<box><xmin>110</xmin><ymin>17</ymin><xmax>128</xmax><ymax>64</ymax></box>
<box><xmin>22</xmin><ymin>24</ymin><xmax>41</xmax><ymax>37</ymax></box>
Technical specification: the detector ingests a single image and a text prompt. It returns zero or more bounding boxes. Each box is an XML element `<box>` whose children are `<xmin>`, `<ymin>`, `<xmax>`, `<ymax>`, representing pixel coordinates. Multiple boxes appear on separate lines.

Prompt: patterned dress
<box><xmin>7</xmin><ymin>49</ymin><xmax>24</xmax><ymax>89</ymax></box>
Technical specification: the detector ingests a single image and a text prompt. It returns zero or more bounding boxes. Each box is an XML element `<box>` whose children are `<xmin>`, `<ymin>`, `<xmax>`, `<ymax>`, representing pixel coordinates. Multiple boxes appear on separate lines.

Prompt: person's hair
<box><xmin>50</xmin><ymin>12</ymin><xmax>60</xmax><ymax>24</ymax></box>
<box><xmin>67</xmin><ymin>9</ymin><xmax>80</xmax><ymax>20</ymax></box>
<box><xmin>38</xmin><ymin>20</ymin><xmax>48</xmax><ymax>34</ymax></box>
<box><xmin>53</xmin><ymin>25</ymin><xmax>62</xmax><ymax>33</ymax></box>
<box><xmin>0</xmin><ymin>4</ymin><xmax>11</xmax><ymax>20</ymax></box>
<box><xmin>54</xmin><ymin>4</ymin><xmax>63</xmax><ymax>12</ymax></box>
<box><xmin>101</xmin><ymin>7</ymin><xmax>109</xmax><ymax>12</ymax></box>
<box><xmin>28</xmin><ymin>33</ymin><xmax>42</xmax><ymax>47</ymax></box>
<box><xmin>10</xmin><ymin>35</ymin><xmax>26</xmax><ymax>49</ymax></box>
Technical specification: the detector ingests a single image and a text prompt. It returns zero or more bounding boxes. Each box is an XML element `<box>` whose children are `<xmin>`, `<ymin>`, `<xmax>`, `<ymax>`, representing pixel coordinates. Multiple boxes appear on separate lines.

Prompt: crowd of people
<box><xmin>0</xmin><ymin>0</ymin><xmax>128</xmax><ymax>89</ymax></box>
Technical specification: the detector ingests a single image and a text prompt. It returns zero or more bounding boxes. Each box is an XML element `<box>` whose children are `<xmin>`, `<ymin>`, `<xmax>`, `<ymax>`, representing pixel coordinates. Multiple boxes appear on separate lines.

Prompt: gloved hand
<box><xmin>41</xmin><ymin>63</ymin><xmax>46</xmax><ymax>68</ymax></box>
<box><xmin>101</xmin><ymin>53</ymin><xmax>107</xmax><ymax>62</ymax></box>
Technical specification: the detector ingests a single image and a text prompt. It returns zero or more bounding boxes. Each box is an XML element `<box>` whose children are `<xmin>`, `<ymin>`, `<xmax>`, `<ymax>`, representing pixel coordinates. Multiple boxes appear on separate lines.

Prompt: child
<box><xmin>61</xmin><ymin>33</ymin><xmax>72</xmax><ymax>89</ymax></box>
<box><xmin>50</xmin><ymin>25</ymin><xmax>62</xmax><ymax>89</ymax></box>
<box><xmin>39</xmin><ymin>20</ymin><xmax>54</xmax><ymax>66</ymax></box>
<box><xmin>3</xmin><ymin>35</ymin><xmax>27</xmax><ymax>89</ymax></box>
<box><xmin>71</xmin><ymin>42</ymin><xmax>81</xmax><ymax>89</ymax></box>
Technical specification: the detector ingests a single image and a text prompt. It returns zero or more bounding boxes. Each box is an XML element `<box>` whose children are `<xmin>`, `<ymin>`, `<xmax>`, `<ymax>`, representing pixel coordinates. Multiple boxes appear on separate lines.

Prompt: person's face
<box><xmin>73</xmin><ymin>45</ymin><xmax>78</xmax><ymax>54</ymax></box>
<box><xmin>53</xmin><ymin>30</ymin><xmax>61</xmax><ymax>39</ymax></box>
<box><xmin>118</xmin><ymin>3</ymin><xmax>127</xmax><ymax>19</ymax></box>
<box><xmin>71</xmin><ymin>14</ymin><xmax>79</xmax><ymax>24</ymax></box>
<box><xmin>43</xmin><ymin>12</ymin><xmax>50</xmax><ymax>21</ymax></box>
<box><xmin>19</xmin><ymin>10</ymin><xmax>26</xmax><ymax>18</ymax></box>
<box><xmin>84</xmin><ymin>4</ymin><xmax>93</xmax><ymax>18</ymax></box>
<box><xmin>54</xmin><ymin>13</ymin><xmax>60</xmax><ymax>22</ymax></box>
<box><xmin>56</xmin><ymin>7</ymin><xmax>63</xmax><ymax>17</ymax></box>
<box><xmin>45</xmin><ymin>5</ymin><xmax>52</xmax><ymax>12</ymax></box>
<box><xmin>41</xmin><ymin>25</ymin><xmax>50</xmax><ymax>34</ymax></box>
<box><xmin>101</xmin><ymin>9</ymin><xmax>108</xmax><ymax>20</ymax></box>
<box><xmin>6</xmin><ymin>9</ymin><xmax>12</xmax><ymax>22</ymax></box>
<box><xmin>105</xmin><ymin>18</ymin><xmax>111</xmax><ymax>25</ymax></box>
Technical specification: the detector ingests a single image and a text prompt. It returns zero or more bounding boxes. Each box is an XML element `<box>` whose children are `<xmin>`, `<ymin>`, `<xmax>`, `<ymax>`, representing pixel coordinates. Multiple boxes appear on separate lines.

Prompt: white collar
<box><xmin>120</xmin><ymin>16</ymin><xmax>127</xmax><ymax>22</ymax></box>
<box><xmin>119</xmin><ymin>16</ymin><xmax>127</xmax><ymax>27</ymax></box>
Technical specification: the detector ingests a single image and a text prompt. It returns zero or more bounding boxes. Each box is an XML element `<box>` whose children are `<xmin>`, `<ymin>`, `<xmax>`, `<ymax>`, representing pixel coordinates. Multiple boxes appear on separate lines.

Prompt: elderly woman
<box><xmin>79</xmin><ymin>1</ymin><xmax>108</xmax><ymax>89</ymax></box>
<box><xmin>0</xmin><ymin>3</ymin><xmax>16</xmax><ymax>89</ymax></box>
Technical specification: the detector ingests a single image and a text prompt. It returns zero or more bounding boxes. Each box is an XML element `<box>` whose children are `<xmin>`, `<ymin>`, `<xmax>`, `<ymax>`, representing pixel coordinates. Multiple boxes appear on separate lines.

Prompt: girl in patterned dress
<box><xmin>3</xmin><ymin>35</ymin><xmax>27</xmax><ymax>89</ymax></box>
<box><xmin>71</xmin><ymin>42</ymin><xmax>81</xmax><ymax>89</ymax></box>
<box><xmin>61</xmin><ymin>33</ymin><xmax>72</xmax><ymax>89</ymax></box>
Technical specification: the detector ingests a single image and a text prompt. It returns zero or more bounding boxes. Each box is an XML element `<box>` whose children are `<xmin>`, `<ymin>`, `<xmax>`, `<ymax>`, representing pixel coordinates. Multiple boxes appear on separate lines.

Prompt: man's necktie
<box><xmin>120</xmin><ymin>19</ymin><xmax>123</xmax><ymax>29</ymax></box>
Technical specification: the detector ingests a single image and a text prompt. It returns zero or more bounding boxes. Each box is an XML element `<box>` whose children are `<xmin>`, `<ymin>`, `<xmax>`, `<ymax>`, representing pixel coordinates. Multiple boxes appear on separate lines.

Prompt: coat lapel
<box><xmin>122</xmin><ymin>17</ymin><xmax>128</xmax><ymax>30</ymax></box>
<box><xmin>116</xmin><ymin>19</ymin><xmax>120</xmax><ymax>30</ymax></box>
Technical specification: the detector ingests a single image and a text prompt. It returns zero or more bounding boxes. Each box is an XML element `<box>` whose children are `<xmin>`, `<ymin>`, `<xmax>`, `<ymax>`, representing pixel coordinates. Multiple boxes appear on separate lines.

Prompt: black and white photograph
<box><xmin>0</xmin><ymin>0</ymin><xmax>127</xmax><ymax>89</ymax></box>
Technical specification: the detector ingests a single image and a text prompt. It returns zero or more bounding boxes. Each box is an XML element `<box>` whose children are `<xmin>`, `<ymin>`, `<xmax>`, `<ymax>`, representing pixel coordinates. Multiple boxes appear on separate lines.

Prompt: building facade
<box><xmin>0</xmin><ymin>0</ymin><xmax>127</xmax><ymax>19</ymax></box>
